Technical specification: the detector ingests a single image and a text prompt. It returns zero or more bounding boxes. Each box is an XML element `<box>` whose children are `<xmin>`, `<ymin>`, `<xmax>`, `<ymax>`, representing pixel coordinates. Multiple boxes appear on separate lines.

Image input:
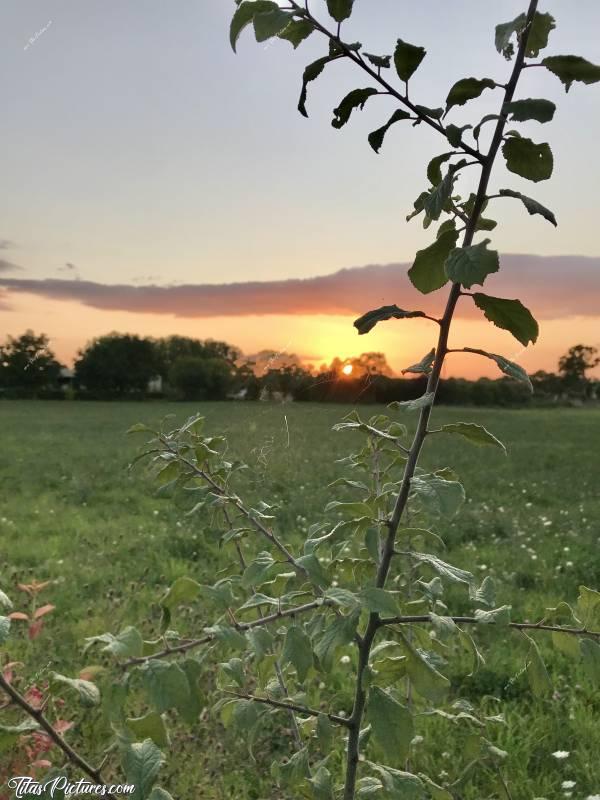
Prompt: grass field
<box><xmin>1</xmin><ymin>400</ymin><xmax>600</xmax><ymax>799</ymax></box>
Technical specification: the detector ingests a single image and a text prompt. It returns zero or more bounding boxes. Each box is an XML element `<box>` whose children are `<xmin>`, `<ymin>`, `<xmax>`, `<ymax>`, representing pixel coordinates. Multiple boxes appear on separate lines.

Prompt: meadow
<box><xmin>1</xmin><ymin>400</ymin><xmax>599</xmax><ymax>799</ymax></box>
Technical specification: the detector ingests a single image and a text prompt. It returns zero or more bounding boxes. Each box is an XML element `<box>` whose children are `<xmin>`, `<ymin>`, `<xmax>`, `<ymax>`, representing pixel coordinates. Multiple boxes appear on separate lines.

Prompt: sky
<box><xmin>0</xmin><ymin>0</ymin><xmax>599</xmax><ymax>378</ymax></box>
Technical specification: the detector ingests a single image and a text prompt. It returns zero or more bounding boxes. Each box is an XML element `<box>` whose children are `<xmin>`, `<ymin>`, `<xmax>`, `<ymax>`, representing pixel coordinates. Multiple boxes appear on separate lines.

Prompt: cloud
<box><xmin>0</xmin><ymin>240</ymin><xmax>15</xmax><ymax>250</ymax></box>
<box><xmin>0</xmin><ymin>259</ymin><xmax>22</xmax><ymax>273</ymax></box>
<box><xmin>0</xmin><ymin>254</ymin><xmax>598</xmax><ymax>321</ymax></box>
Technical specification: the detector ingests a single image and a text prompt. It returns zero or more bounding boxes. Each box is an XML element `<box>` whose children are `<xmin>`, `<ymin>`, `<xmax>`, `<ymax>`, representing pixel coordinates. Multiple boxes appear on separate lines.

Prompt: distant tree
<box><xmin>0</xmin><ymin>330</ymin><xmax>62</xmax><ymax>394</ymax></box>
<box><xmin>168</xmin><ymin>355</ymin><xmax>233</xmax><ymax>400</ymax></box>
<box><xmin>74</xmin><ymin>333</ymin><xmax>160</xmax><ymax>396</ymax></box>
<box><xmin>531</xmin><ymin>369</ymin><xmax>563</xmax><ymax>399</ymax></box>
<box><xmin>558</xmin><ymin>344</ymin><xmax>599</xmax><ymax>397</ymax></box>
<box><xmin>156</xmin><ymin>336</ymin><xmax>241</xmax><ymax>381</ymax></box>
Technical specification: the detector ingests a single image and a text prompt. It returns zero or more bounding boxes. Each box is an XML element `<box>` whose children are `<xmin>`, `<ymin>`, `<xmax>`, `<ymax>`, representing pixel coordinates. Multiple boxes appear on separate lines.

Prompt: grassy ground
<box><xmin>1</xmin><ymin>400</ymin><xmax>599</xmax><ymax>799</ymax></box>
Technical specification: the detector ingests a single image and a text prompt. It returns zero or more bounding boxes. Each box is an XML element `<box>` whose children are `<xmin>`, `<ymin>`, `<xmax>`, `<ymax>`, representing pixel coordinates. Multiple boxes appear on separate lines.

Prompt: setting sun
<box><xmin>342</xmin><ymin>363</ymin><xmax>353</xmax><ymax>376</ymax></box>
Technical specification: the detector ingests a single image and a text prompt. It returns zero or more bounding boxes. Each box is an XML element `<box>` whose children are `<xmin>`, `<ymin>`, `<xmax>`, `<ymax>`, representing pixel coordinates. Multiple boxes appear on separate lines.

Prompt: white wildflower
<box><xmin>551</xmin><ymin>750</ymin><xmax>570</xmax><ymax>759</ymax></box>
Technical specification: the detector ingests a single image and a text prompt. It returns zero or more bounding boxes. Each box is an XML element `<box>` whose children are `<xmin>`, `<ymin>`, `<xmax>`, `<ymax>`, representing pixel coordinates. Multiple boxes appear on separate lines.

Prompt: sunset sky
<box><xmin>1</xmin><ymin>0</ymin><xmax>599</xmax><ymax>378</ymax></box>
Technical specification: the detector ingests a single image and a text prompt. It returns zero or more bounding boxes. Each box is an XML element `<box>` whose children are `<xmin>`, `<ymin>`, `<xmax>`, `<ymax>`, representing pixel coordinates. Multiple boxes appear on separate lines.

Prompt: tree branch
<box><xmin>224</xmin><ymin>690</ymin><xmax>352</xmax><ymax>728</ymax></box>
<box><xmin>377</xmin><ymin>614</ymin><xmax>600</xmax><ymax>639</ymax></box>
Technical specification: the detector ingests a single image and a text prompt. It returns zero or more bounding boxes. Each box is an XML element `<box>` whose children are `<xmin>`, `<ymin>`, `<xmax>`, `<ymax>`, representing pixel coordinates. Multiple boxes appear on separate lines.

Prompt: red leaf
<box><xmin>33</xmin><ymin>604</ymin><xmax>55</xmax><ymax>620</ymax></box>
<box><xmin>8</xmin><ymin>611</ymin><xmax>29</xmax><ymax>621</ymax></box>
<box><xmin>53</xmin><ymin>719</ymin><xmax>74</xmax><ymax>734</ymax></box>
<box><xmin>28</xmin><ymin>620</ymin><xmax>44</xmax><ymax>640</ymax></box>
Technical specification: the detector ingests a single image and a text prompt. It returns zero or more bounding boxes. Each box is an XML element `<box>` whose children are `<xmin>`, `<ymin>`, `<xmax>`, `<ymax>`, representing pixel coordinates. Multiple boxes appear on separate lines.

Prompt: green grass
<box><xmin>1</xmin><ymin>400</ymin><xmax>599</xmax><ymax>798</ymax></box>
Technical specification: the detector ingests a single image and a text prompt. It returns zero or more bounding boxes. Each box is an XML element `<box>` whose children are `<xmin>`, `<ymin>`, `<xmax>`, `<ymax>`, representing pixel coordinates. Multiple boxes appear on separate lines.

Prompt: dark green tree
<box><xmin>74</xmin><ymin>333</ymin><xmax>160</xmax><ymax>396</ymax></box>
<box><xmin>0</xmin><ymin>330</ymin><xmax>62</xmax><ymax>395</ymax></box>
<box><xmin>168</xmin><ymin>355</ymin><xmax>233</xmax><ymax>400</ymax></box>
<box><xmin>558</xmin><ymin>344</ymin><xmax>599</xmax><ymax>396</ymax></box>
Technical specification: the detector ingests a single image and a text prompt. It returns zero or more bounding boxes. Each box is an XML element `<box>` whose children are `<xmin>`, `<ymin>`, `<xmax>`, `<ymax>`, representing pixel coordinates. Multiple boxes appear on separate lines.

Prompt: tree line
<box><xmin>0</xmin><ymin>330</ymin><xmax>597</xmax><ymax>405</ymax></box>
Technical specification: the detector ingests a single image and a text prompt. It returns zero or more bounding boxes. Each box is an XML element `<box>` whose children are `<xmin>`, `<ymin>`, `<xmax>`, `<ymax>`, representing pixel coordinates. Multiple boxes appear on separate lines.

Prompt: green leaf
<box><xmin>526</xmin><ymin>12</ymin><xmax>556</xmax><ymax>57</ymax></box>
<box><xmin>399</xmin><ymin>635</ymin><xmax>450</xmax><ymax>703</ymax></box>
<box><xmin>309</xmin><ymin>765</ymin><xmax>335</xmax><ymax>800</ymax></box>
<box><xmin>474</xmin><ymin>605</ymin><xmax>512</xmax><ymax>625</ymax></box>
<box><xmin>278</xmin><ymin>19</ymin><xmax>314</xmax><ymax>48</ymax></box>
<box><xmin>581</xmin><ymin>638</ymin><xmax>600</xmax><ymax>683</ymax></box>
<box><xmin>459</xmin><ymin>629</ymin><xmax>485</xmax><ymax>676</ymax></box>
<box><xmin>242</xmin><ymin>551</ymin><xmax>276</xmax><ymax>588</ymax></box>
<box><xmin>426</xmin><ymin>153</ymin><xmax>453</xmax><ymax>186</ymax></box>
<box><xmin>498</xmin><ymin>188</ymin><xmax>557</xmax><ymax>226</ymax></box>
<box><xmin>408</xmin><ymin>228</ymin><xmax>459</xmax><ymax>294</ymax></box>
<box><xmin>495</xmin><ymin>14</ymin><xmax>526</xmax><ymax>60</ymax></box>
<box><xmin>419</xmin><ymin>774</ymin><xmax>453</xmax><ymax>800</ymax></box>
<box><xmin>298</xmin><ymin>56</ymin><xmax>334</xmax><ymax>118</ymax></box>
<box><xmin>148</xmin><ymin>790</ymin><xmax>174</xmax><ymax>800</ymax></box>
<box><xmin>368</xmin><ymin>109</ymin><xmax>411</xmax><ymax>153</ymax></box>
<box><xmin>473</xmin><ymin>293</ymin><xmax>539</xmax><ymax>346</ymax></box>
<box><xmin>141</xmin><ymin>660</ymin><xmax>191</xmax><ymax>714</ymax></box>
<box><xmin>0</xmin><ymin>720</ymin><xmax>40</xmax><ymax>754</ymax></box>
<box><xmin>354</xmin><ymin>305</ymin><xmax>427</xmax><ymax>335</ymax></box>
<box><xmin>471</xmin><ymin>575</ymin><xmax>497</xmax><ymax>608</ymax></box>
<box><xmin>368</xmin><ymin>686</ymin><xmax>413</xmax><ymax>766</ymax></box>
<box><xmin>297</xmin><ymin>553</ymin><xmax>331</xmax><ymax>588</ymax></box>
<box><xmin>577</xmin><ymin>586</ymin><xmax>600</xmax><ymax>629</ymax></box>
<box><xmin>126</xmin><ymin>712</ymin><xmax>170</xmax><ymax>749</ymax></box>
<box><xmin>414</xmin><ymin>104</ymin><xmax>443</xmax><ymax>120</ymax></box>
<box><xmin>365</xmin><ymin>53</ymin><xmax>391</xmax><ymax>69</ymax></box>
<box><xmin>502</xmin><ymin>136</ymin><xmax>553</xmax><ymax>182</ymax></box>
<box><xmin>524</xmin><ymin>633</ymin><xmax>552</xmax><ymax>697</ymax></box>
<box><xmin>253</xmin><ymin>8</ymin><xmax>293</xmax><ymax>42</ymax></box>
<box><xmin>409</xmin><ymin>475</ymin><xmax>466</xmax><ymax>519</ymax></box>
<box><xmin>401</xmin><ymin>348</ymin><xmax>435</xmax><ymax>376</ymax></box>
<box><xmin>445</xmin><ymin>77</ymin><xmax>495</xmax><ymax>112</ymax></box>
<box><xmin>358</xmin><ymin>587</ymin><xmax>400</xmax><ymax>617</ymax></box>
<box><xmin>367</xmin><ymin>764</ymin><xmax>427</xmax><ymax>799</ymax></box>
<box><xmin>122</xmin><ymin>739</ymin><xmax>165</xmax><ymax>800</ymax></box>
<box><xmin>161</xmin><ymin>577</ymin><xmax>201</xmax><ymax>610</ymax></box>
<box><xmin>0</xmin><ymin>616</ymin><xmax>10</xmax><ymax>645</ymax></box>
<box><xmin>332</xmin><ymin>88</ymin><xmax>378</xmax><ymax>129</ymax></box>
<box><xmin>0</xmin><ymin>590</ymin><xmax>12</xmax><ymax>610</ymax></box>
<box><xmin>394</xmin><ymin>39</ymin><xmax>426</xmax><ymax>82</ymax></box>
<box><xmin>326</xmin><ymin>0</ymin><xmax>354</xmax><ymax>23</ymax></box>
<box><xmin>552</xmin><ymin>631</ymin><xmax>580</xmax><ymax>659</ymax></box>
<box><xmin>282</xmin><ymin>625</ymin><xmax>313</xmax><ymax>682</ymax></box>
<box><xmin>325</xmin><ymin>587</ymin><xmax>360</xmax><ymax>609</ymax></box>
<box><xmin>472</xmin><ymin>114</ymin><xmax>501</xmax><ymax>141</ymax></box>
<box><xmin>424</xmin><ymin>171</ymin><xmax>456</xmax><ymax>221</ymax></box>
<box><xmin>440</xmin><ymin>422</ymin><xmax>506</xmax><ymax>453</ymax></box>
<box><xmin>410</xmin><ymin>552</ymin><xmax>474</xmax><ymax>587</ymax></box>
<box><xmin>389</xmin><ymin>393</ymin><xmax>434</xmax><ymax>413</ymax></box>
<box><xmin>314</xmin><ymin>609</ymin><xmax>360</xmax><ymax>670</ymax></box>
<box><xmin>445</xmin><ymin>124</ymin><xmax>472</xmax><ymax>148</ymax></box>
<box><xmin>463</xmin><ymin>348</ymin><xmax>532</xmax><ymax>390</ymax></box>
<box><xmin>444</xmin><ymin>239</ymin><xmax>499</xmax><ymax>289</ymax></box>
<box><xmin>50</xmin><ymin>673</ymin><xmax>100</xmax><ymax>707</ymax></box>
<box><xmin>316</xmin><ymin>712</ymin><xmax>334</xmax><ymax>751</ymax></box>
<box><xmin>542</xmin><ymin>55</ymin><xmax>600</xmax><ymax>92</ymax></box>
<box><xmin>230</xmin><ymin>1</ymin><xmax>280</xmax><ymax>51</ymax></box>
<box><xmin>503</xmin><ymin>98</ymin><xmax>555</xmax><ymax>123</ymax></box>
<box><xmin>85</xmin><ymin>627</ymin><xmax>144</xmax><ymax>659</ymax></box>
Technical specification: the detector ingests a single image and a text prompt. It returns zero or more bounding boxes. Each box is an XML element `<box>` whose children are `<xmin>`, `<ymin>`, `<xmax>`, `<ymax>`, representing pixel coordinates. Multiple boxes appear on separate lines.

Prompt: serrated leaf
<box><xmin>368</xmin><ymin>763</ymin><xmax>427</xmax><ymax>799</ymax></box>
<box><xmin>503</xmin><ymin>98</ymin><xmax>555</xmax><ymax>123</ymax></box>
<box><xmin>309</xmin><ymin>765</ymin><xmax>335</xmax><ymax>800</ymax></box>
<box><xmin>368</xmin><ymin>109</ymin><xmax>412</xmax><ymax>153</ymax></box>
<box><xmin>389</xmin><ymin>393</ymin><xmax>434</xmax><ymax>413</ymax></box>
<box><xmin>282</xmin><ymin>625</ymin><xmax>313</xmax><ymax>682</ymax></box>
<box><xmin>297</xmin><ymin>553</ymin><xmax>331</xmax><ymax>588</ymax></box>
<box><xmin>576</xmin><ymin>585</ymin><xmax>600</xmax><ymax>629</ymax></box>
<box><xmin>410</xmin><ymin>552</ymin><xmax>474</xmax><ymax>586</ymax></box>
<box><xmin>463</xmin><ymin>348</ymin><xmax>533</xmax><ymax>390</ymax></box>
<box><xmin>402</xmin><ymin>348</ymin><xmax>435</xmax><ymax>376</ymax></box>
<box><xmin>368</xmin><ymin>687</ymin><xmax>413</xmax><ymax>766</ymax></box>
<box><xmin>325</xmin><ymin>587</ymin><xmax>360</xmax><ymax>608</ymax></box>
<box><xmin>242</xmin><ymin>551</ymin><xmax>276</xmax><ymax>588</ymax></box>
<box><xmin>314</xmin><ymin>609</ymin><xmax>360</xmax><ymax>670</ymax></box>
<box><xmin>358</xmin><ymin>587</ymin><xmax>400</xmax><ymax>617</ymax></box>
<box><xmin>409</xmin><ymin>475</ymin><xmax>466</xmax><ymax>519</ymax></box>
<box><xmin>524</xmin><ymin>633</ymin><xmax>552</xmax><ymax>697</ymax></box>
<box><xmin>141</xmin><ymin>660</ymin><xmax>191</xmax><ymax>715</ymax></box>
<box><xmin>394</xmin><ymin>39</ymin><xmax>426</xmax><ymax>82</ymax></box>
<box><xmin>502</xmin><ymin>136</ymin><xmax>553</xmax><ymax>182</ymax></box>
<box><xmin>423</xmin><ymin>171</ymin><xmax>456</xmax><ymax>221</ymax></box>
<box><xmin>397</xmin><ymin>634</ymin><xmax>450</xmax><ymax>703</ymax></box>
<box><xmin>353</xmin><ymin>304</ymin><xmax>427</xmax><ymax>335</ymax></box>
<box><xmin>50</xmin><ymin>673</ymin><xmax>100</xmax><ymax>707</ymax></box>
<box><xmin>525</xmin><ymin>12</ymin><xmax>556</xmax><ymax>57</ymax></box>
<box><xmin>230</xmin><ymin>1</ymin><xmax>280</xmax><ymax>51</ymax></box>
<box><xmin>365</xmin><ymin>53</ymin><xmax>391</xmax><ymax>69</ymax></box>
<box><xmin>445</xmin><ymin>123</ymin><xmax>472</xmax><ymax>147</ymax></box>
<box><xmin>161</xmin><ymin>577</ymin><xmax>201</xmax><ymax>610</ymax></box>
<box><xmin>332</xmin><ymin>87</ymin><xmax>378</xmax><ymax>129</ymax></box>
<box><xmin>552</xmin><ymin>631</ymin><xmax>580</xmax><ymax>659</ymax></box>
<box><xmin>474</xmin><ymin>605</ymin><xmax>512</xmax><ymax>626</ymax></box>
<box><xmin>542</xmin><ymin>55</ymin><xmax>600</xmax><ymax>92</ymax></box>
<box><xmin>278</xmin><ymin>19</ymin><xmax>314</xmax><ymax>48</ymax></box>
<box><xmin>473</xmin><ymin>294</ymin><xmax>539</xmax><ymax>346</ymax></box>
<box><xmin>253</xmin><ymin>7</ymin><xmax>293</xmax><ymax>42</ymax></box>
<box><xmin>122</xmin><ymin>739</ymin><xmax>165</xmax><ymax>800</ymax></box>
<box><xmin>445</xmin><ymin>77</ymin><xmax>495</xmax><ymax>111</ymax></box>
<box><xmin>498</xmin><ymin>189</ymin><xmax>557</xmax><ymax>226</ymax></box>
<box><xmin>409</xmin><ymin>228</ymin><xmax>459</xmax><ymax>294</ymax></box>
<box><xmin>414</xmin><ymin>104</ymin><xmax>444</xmax><ymax>119</ymax></box>
<box><xmin>426</xmin><ymin>153</ymin><xmax>452</xmax><ymax>186</ymax></box>
<box><xmin>495</xmin><ymin>13</ymin><xmax>526</xmax><ymax>60</ymax></box>
<box><xmin>85</xmin><ymin>627</ymin><xmax>144</xmax><ymax>659</ymax></box>
<box><xmin>440</xmin><ymin>422</ymin><xmax>506</xmax><ymax>453</ymax></box>
<box><xmin>126</xmin><ymin>712</ymin><xmax>170</xmax><ymax>749</ymax></box>
<box><xmin>471</xmin><ymin>575</ymin><xmax>496</xmax><ymax>608</ymax></box>
<box><xmin>316</xmin><ymin>712</ymin><xmax>334</xmax><ymax>751</ymax></box>
<box><xmin>444</xmin><ymin>240</ymin><xmax>499</xmax><ymax>289</ymax></box>
<box><xmin>298</xmin><ymin>56</ymin><xmax>334</xmax><ymax>117</ymax></box>
<box><xmin>459</xmin><ymin>629</ymin><xmax>485</xmax><ymax>676</ymax></box>
<box><xmin>326</xmin><ymin>0</ymin><xmax>354</xmax><ymax>23</ymax></box>
<box><xmin>0</xmin><ymin>720</ymin><xmax>40</xmax><ymax>754</ymax></box>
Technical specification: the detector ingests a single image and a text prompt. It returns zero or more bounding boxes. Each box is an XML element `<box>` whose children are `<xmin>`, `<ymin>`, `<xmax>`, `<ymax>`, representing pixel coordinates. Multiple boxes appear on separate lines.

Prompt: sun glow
<box><xmin>342</xmin><ymin>363</ymin><xmax>354</xmax><ymax>376</ymax></box>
